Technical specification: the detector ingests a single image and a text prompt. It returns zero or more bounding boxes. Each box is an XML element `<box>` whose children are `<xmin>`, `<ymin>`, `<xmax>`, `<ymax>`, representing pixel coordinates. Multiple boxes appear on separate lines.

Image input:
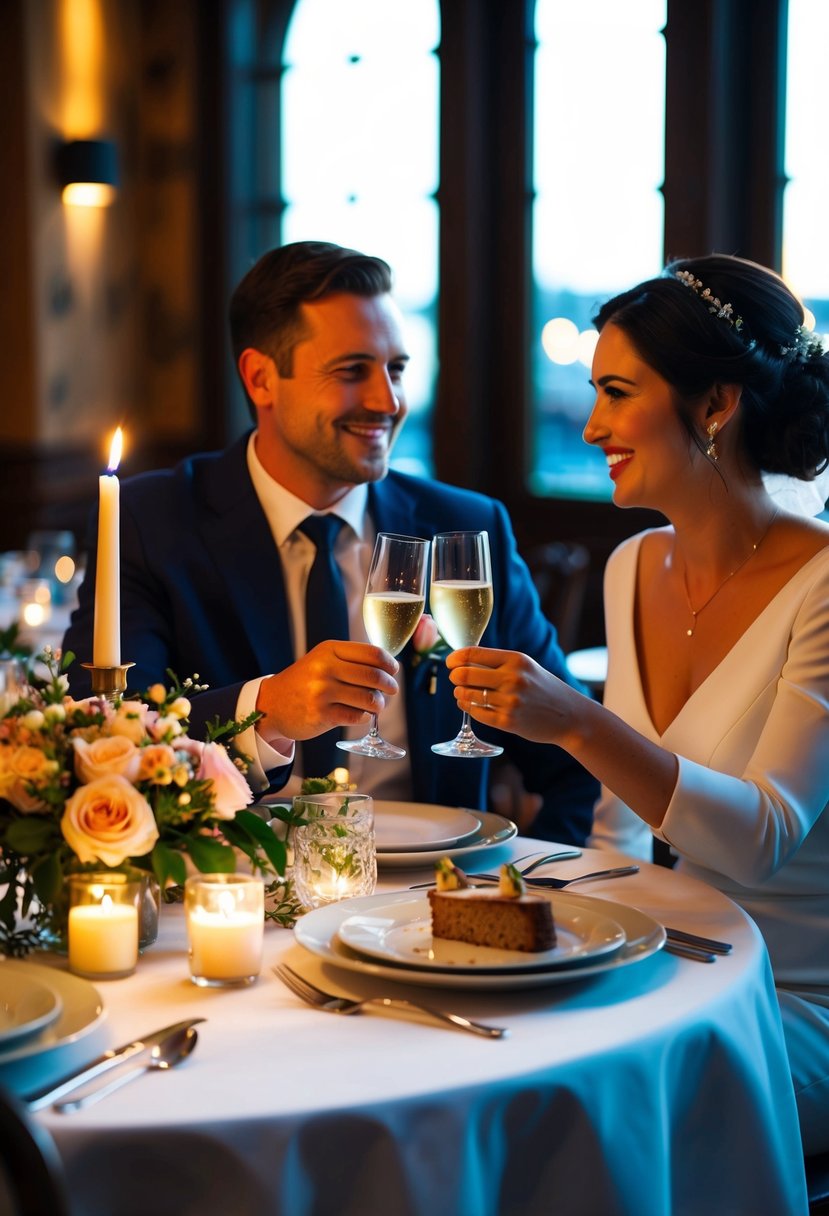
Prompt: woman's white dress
<box><xmin>589</xmin><ymin>530</ymin><xmax>829</xmax><ymax>1151</ymax></box>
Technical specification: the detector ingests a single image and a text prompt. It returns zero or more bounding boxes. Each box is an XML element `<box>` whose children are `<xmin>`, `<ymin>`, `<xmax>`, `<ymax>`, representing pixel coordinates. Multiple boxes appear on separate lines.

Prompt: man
<box><xmin>64</xmin><ymin>241</ymin><xmax>597</xmax><ymax>843</ymax></box>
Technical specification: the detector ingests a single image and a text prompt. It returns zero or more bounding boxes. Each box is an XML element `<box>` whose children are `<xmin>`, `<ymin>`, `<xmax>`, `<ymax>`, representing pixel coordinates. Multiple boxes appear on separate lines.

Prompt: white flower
<box><xmin>20</xmin><ymin>710</ymin><xmax>45</xmax><ymax>731</ymax></box>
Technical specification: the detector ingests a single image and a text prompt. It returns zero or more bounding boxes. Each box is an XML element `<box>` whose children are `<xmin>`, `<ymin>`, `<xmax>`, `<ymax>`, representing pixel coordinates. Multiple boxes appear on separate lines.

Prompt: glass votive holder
<box><xmin>185</xmin><ymin>873</ymin><xmax>265</xmax><ymax>988</ymax></box>
<box><xmin>68</xmin><ymin>873</ymin><xmax>142</xmax><ymax>980</ymax></box>
<box><xmin>292</xmin><ymin>794</ymin><xmax>377</xmax><ymax>909</ymax></box>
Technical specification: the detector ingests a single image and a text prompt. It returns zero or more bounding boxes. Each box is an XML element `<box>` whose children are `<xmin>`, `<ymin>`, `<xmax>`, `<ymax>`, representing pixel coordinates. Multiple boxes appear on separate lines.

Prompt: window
<box><xmin>783</xmin><ymin>0</ymin><xmax>829</xmax><ymax>343</ymax></box>
<box><xmin>530</xmin><ymin>0</ymin><xmax>667</xmax><ymax>500</ymax></box>
<box><xmin>280</xmin><ymin>0</ymin><xmax>441</xmax><ymax>476</ymax></box>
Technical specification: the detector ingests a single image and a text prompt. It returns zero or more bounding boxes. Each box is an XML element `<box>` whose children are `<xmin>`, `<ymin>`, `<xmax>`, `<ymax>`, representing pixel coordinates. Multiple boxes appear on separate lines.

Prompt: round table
<box><xmin>2</xmin><ymin>842</ymin><xmax>809</xmax><ymax>1216</ymax></box>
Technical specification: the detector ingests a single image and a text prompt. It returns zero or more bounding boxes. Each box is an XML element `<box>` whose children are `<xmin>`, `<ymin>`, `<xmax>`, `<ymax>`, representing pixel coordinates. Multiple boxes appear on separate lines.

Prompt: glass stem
<box><xmin>458</xmin><ymin>710</ymin><xmax>476</xmax><ymax>739</ymax></box>
<box><xmin>366</xmin><ymin>714</ymin><xmax>380</xmax><ymax>740</ymax></box>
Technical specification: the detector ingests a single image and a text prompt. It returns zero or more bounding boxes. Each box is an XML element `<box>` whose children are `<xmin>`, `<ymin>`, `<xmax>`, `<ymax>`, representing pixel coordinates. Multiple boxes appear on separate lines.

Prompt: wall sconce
<box><xmin>56</xmin><ymin>138</ymin><xmax>119</xmax><ymax>207</ymax></box>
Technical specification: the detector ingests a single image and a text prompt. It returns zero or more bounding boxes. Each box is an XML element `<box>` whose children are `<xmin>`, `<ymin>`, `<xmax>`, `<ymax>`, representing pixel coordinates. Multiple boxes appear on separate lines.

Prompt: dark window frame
<box><xmin>217</xmin><ymin>0</ymin><xmax>789</xmax><ymax>645</ymax></box>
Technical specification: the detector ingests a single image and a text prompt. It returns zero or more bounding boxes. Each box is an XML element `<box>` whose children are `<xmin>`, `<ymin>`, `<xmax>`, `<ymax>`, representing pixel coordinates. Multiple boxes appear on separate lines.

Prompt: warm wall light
<box><xmin>56</xmin><ymin>138</ymin><xmax>119</xmax><ymax>206</ymax></box>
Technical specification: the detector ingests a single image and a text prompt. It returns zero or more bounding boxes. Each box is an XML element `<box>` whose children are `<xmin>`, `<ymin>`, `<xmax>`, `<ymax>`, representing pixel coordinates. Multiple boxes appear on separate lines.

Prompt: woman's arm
<box><xmin>447</xmin><ymin>647</ymin><xmax>679</xmax><ymax>827</ymax></box>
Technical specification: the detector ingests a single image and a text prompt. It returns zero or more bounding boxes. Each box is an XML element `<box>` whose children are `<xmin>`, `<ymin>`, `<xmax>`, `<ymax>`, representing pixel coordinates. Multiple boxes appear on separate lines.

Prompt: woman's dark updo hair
<box><xmin>592</xmin><ymin>253</ymin><xmax>829</xmax><ymax>479</ymax></box>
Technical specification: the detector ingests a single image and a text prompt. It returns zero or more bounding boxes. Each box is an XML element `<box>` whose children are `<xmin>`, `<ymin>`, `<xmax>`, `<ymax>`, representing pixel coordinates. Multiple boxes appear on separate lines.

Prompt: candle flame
<box><xmin>107</xmin><ymin>427</ymin><xmax>123</xmax><ymax>473</ymax></box>
<box><xmin>101</xmin><ymin>893</ymin><xmax>113</xmax><ymax>912</ymax></box>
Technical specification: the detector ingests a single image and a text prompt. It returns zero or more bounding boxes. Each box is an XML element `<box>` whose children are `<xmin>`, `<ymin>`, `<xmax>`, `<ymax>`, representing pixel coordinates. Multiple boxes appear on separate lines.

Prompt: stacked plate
<box><xmin>295</xmin><ymin>888</ymin><xmax>666</xmax><ymax>990</ymax></box>
<box><xmin>372</xmin><ymin>801</ymin><xmax>517</xmax><ymax>868</ymax></box>
<box><xmin>0</xmin><ymin>961</ymin><xmax>105</xmax><ymax>1073</ymax></box>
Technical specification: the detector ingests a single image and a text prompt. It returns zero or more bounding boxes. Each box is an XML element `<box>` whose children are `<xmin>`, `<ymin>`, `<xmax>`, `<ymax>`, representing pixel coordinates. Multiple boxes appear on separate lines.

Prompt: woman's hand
<box><xmin>446</xmin><ymin>647</ymin><xmax>585</xmax><ymax>747</ymax></box>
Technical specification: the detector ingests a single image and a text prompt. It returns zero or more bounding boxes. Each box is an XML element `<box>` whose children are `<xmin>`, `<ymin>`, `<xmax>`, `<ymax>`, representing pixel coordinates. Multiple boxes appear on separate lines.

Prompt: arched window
<box><xmin>530</xmin><ymin>0</ymin><xmax>667</xmax><ymax>500</ymax></box>
<box><xmin>280</xmin><ymin>0</ymin><xmax>441</xmax><ymax>475</ymax></box>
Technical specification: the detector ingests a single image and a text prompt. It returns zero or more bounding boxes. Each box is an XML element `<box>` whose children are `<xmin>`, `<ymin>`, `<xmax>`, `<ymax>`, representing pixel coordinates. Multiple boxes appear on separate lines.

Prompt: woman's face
<box><xmin>584</xmin><ymin>322</ymin><xmax>698</xmax><ymax>512</ymax></box>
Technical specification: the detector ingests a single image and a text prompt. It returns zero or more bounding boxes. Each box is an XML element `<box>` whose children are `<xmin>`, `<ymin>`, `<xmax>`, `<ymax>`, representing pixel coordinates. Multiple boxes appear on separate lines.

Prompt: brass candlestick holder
<box><xmin>81</xmin><ymin>662</ymin><xmax>135</xmax><ymax>702</ymax></box>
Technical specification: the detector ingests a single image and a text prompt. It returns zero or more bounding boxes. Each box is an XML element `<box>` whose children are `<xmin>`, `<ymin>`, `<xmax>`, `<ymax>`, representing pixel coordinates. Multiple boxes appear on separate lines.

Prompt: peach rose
<box><xmin>61</xmin><ymin>774</ymin><xmax>159</xmax><ymax>866</ymax></box>
<box><xmin>73</xmin><ymin>735</ymin><xmax>142</xmax><ymax>784</ymax></box>
<box><xmin>108</xmin><ymin>702</ymin><xmax>149</xmax><ymax>745</ymax></box>
<box><xmin>196</xmin><ymin>742</ymin><xmax>253</xmax><ymax>820</ymax></box>
<box><xmin>0</xmin><ymin>745</ymin><xmax>54</xmax><ymax>813</ymax></box>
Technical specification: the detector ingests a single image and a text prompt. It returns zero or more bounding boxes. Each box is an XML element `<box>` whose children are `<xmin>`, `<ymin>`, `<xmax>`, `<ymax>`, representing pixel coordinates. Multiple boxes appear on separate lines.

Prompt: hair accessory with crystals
<box><xmin>779</xmin><ymin>325</ymin><xmax>826</xmax><ymax>362</ymax></box>
<box><xmin>674</xmin><ymin>270</ymin><xmax>744</xmax><ymax>331</ymax></box>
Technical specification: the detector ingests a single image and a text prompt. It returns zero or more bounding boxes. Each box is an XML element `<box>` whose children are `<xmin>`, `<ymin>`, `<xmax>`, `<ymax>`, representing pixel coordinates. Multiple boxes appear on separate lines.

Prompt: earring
<box><xmin>705</xmin><ymin>421</ymin><xmax>719</xmax><ymax>462</ymax></box>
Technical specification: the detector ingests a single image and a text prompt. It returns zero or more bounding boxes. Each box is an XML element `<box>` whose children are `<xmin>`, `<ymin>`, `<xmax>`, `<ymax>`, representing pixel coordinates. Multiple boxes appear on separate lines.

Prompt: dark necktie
<box><xmin>297</xmin><ymin>514</ymin><xmax>349</xmax><ymax>779</ymax></box>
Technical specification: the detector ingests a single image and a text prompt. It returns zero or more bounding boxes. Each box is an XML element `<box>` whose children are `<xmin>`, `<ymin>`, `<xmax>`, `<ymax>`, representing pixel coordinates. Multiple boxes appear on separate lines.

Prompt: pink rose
<box><xmin>73</xmin><ymin>735</ymin><xmax>142</xmax><ymax>784</ymax></box>
<box><xmin>413</xmin><ymin>613</ymin><xmax>441</xmax><ymax>654</ymax></box>
<box><xmin>61</xmin><ymin>774</ymin><xmax>159</xmax><ymax>866</ymax></box>
<box><xmin>196</xmin><ymin>742</ymin><xmax>253</xmax><ymax>820</ymax></box>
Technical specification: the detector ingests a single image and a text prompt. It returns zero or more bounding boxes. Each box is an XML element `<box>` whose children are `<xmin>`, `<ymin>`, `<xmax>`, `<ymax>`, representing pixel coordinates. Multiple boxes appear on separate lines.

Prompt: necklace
<box><xmin>679</xmin><ymin>509</ymin><xmax>779</xmax><ymax>638</ymax></box>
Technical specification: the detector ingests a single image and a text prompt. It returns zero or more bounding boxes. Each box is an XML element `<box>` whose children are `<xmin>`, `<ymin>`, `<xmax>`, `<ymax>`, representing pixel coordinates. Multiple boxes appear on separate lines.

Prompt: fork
<box><xmin>274</xmin><ymin>964</ymin><xmax>508</xmax><ymax>1038</ymax></box>
<box><xmin>468</xmin><ymin>864</ymin><xmax>640</xmax><ymax>889</ymax></box>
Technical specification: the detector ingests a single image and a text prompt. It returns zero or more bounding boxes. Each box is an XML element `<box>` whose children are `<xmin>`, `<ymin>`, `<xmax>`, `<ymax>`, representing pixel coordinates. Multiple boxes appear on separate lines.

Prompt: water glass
<box><xmin>292</xmin><ymin>793</ymin><xmax>376</xmax><ymax>908</ymax></box>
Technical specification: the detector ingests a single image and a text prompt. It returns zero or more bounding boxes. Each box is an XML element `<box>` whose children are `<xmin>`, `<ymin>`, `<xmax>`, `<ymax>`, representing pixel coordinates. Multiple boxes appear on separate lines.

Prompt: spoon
<box><xmin>54</xmin><ymin>1023</ymin><xmax>200</xmax><ymax>1113</ymax></box>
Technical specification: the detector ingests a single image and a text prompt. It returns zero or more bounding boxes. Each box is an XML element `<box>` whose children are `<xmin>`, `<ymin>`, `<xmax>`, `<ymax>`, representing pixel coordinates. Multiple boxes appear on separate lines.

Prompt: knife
<box><xmin>24</xmin><ymin>1018</ymin><xmax>206</xmax><ymax>1111</ymax></box>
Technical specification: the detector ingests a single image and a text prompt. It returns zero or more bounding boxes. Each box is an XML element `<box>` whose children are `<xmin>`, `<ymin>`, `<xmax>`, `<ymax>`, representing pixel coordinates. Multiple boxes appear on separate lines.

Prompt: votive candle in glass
<box><xmin>185</xmin><ymin>874</ymin><xmax>264</xmax><ymax>987</ymax></box>
<box><xmin>68</xmin><ymin>873</ymin><xmax>141</xmax><ymax>980</ymax></box>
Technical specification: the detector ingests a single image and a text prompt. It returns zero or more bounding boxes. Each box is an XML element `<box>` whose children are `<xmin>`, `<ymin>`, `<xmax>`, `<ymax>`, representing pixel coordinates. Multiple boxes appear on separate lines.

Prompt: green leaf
<box><xmin>30</xmin><ymin>853</ymin><xmax>63</xmax><ymax>904</ymax></box>
<box><xmin>187</xmin><ymin>835</ymin><xmax>236</xmax><ymax>873</ymax></box>
<box><xmin>151</xmin><ymin>841</ymin><xmax>187</xmax><ymax>889</ymax></box>
<box><xmin>232</xmin><ymin>809</ymin><xmax>287</xmax><ymax>876</ymax></box>
<box><xmin>6</xmin><ymin>817</ymin><xmax>57</xmax><ymax>855</ymax></box>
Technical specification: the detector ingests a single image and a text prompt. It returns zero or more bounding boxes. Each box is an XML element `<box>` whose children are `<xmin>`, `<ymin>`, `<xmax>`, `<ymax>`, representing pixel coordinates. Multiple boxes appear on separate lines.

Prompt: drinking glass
<box><xmin>337</xmin><ymin>532</ymin><xmax>428</xmax><ymax>760</ymax></box>
<box><xmin>292</xmin><ymin>793</ymin><xmax>376</xmax><ymax>908</ymax></box>
<box><xmin>430</xmin><ymin>530</ymin><xmax>504</xmax><ymax>758</ymax></box>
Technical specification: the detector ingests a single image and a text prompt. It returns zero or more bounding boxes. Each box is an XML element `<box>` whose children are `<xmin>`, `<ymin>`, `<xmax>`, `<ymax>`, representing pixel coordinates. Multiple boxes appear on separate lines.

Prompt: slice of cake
<box><xmin>428</xmin><ymin>862</ymin><xmax>556</xmax><ymax>953</ymax></box>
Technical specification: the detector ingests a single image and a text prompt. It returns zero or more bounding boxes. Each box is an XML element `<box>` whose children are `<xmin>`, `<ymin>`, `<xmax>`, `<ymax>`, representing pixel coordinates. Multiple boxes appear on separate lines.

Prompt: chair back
<box><xmin>525</xmin><ymin>541</ymin><xmax>590</xmax><ymax>653</ymax></box>
<box><xmin>0</xmin><ymin>1085</ymin><xmax>71</xmax><ymax>1216</ymax></box>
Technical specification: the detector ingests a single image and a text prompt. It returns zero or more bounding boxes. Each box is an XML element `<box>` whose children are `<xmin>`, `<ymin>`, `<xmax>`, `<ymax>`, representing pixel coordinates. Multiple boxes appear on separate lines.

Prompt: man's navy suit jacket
<box><xmin>64</xmin><ymin>435</ymin><xmax>598</xmax><ymax>844</ymax></box>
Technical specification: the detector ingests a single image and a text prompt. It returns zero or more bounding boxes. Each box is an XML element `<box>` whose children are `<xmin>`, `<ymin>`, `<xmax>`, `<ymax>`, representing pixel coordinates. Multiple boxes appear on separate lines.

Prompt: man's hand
<box><xmin>255</xmin><ymin>641</ymin><xmax>399</xmax><ymax>742</ymax></box>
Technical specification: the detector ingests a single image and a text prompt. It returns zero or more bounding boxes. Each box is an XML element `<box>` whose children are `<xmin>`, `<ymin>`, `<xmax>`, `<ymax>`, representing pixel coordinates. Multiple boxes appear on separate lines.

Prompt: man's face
<box><xmin>255</xmin><ymin>292</ymin><xmax>409</xmax><ymax>506</ymax></box>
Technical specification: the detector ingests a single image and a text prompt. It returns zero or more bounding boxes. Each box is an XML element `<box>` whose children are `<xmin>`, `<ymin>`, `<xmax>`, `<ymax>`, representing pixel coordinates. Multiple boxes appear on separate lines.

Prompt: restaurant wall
<box><xmin>0</xmin><ymin>0</ymin><xmax>210</xmax><ymax>551</ymax></box>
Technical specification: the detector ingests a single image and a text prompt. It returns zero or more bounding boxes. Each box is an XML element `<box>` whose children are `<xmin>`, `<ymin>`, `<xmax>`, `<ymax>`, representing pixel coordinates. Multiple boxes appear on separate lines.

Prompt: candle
<box><xmin>68</xmin><ymin>890</ymin><xmax>139</xmax><ymax>979</ymax></box>
<box><xmin>185</xmin><ymin>875</ymin><xmax>264</xmax><ymax>987</ymax></box>
<box><xmin>93</xmin><ymin>427</ymin><xmax>123</xmax><ymax>667</ymax></box>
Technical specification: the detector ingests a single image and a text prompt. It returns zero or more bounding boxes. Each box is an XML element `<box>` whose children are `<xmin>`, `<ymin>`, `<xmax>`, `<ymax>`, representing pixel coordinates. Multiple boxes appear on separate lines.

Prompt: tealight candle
<box><xmin>68</xmin><ymin>875</ymin><xmax>141</xmax><ymax>980</ymax></box>
<box><xmin>185</xmin><ymin>874</ymin><xmax>264</xmax><ymax>987</ymax></box>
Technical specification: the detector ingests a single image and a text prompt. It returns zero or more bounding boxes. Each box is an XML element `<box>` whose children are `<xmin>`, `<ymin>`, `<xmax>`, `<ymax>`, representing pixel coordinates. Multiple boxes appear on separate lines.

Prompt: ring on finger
<box><xmin>482</xmin><ymin>688</ymin><xmax>489</xmax><ymax>709</ymax></box>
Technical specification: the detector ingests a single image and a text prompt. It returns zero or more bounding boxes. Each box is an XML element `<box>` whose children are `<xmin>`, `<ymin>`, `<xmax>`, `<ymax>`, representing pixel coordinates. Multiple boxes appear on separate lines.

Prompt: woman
<box><xmin>447</xmin><ymin>254</ymin><xmax>829</xmax><ymax>1154</ymax></box>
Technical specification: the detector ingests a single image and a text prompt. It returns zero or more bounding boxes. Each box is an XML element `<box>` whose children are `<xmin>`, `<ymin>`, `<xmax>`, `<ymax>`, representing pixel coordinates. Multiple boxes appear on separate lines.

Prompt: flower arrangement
<box><xmin>0</xmin><ymin>648</ymin><xmax>295</xmax><ymax>955</ymax></box>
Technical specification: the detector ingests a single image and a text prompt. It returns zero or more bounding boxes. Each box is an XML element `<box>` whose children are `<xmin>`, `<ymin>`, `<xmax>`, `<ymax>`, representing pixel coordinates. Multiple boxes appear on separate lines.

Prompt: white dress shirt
<box><xmin>235</xmin><ymin>433</ymin><xmax>413</xmax><ymax>801</ymax></box>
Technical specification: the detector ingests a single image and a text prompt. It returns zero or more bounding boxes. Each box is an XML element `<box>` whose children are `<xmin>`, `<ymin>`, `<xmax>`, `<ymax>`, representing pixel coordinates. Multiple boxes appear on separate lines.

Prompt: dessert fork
<box><xmin>274</xmin><ymin>964</ymin><xmax>508</xmax><ymax>1038</ymax></box>
<box><xmin>469</xmin><ymin>864</ymin><xmax>640</xmax><ymax>889</ymax></box>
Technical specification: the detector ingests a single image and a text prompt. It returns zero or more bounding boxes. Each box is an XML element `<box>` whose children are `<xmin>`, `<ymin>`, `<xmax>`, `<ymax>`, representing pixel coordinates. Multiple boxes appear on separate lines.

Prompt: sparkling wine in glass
<box><xmin>337</xmin><ymin>533</ymin><xmax>428</xmax><ymax>760</ymax></box>
<box><xmin>430</xmin><ymin>530</ymin><xmax>503</xmax><ymax>758</ymax></box>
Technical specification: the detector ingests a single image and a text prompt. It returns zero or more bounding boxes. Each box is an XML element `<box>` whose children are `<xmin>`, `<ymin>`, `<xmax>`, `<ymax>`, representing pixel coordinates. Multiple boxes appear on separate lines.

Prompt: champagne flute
<box><xmin>337</xmin><ymin>533</ymin><xmax>428</xmax><ymax>760</ymax></box>
<box><xmin>430</xmin><ymin>530</ymin><xmax>504</xmax><ymax>758</ymax></box>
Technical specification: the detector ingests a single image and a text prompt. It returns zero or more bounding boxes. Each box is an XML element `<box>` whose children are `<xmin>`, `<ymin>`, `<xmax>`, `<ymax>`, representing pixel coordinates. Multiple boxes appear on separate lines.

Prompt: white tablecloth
<box><xmin>3</xmin><ymin>844</ymin><xmax>809</xmax><ymax>1216</ymax></box>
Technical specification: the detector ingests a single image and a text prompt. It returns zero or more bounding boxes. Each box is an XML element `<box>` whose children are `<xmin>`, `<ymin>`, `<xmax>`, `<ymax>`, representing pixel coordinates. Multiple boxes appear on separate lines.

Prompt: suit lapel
<box><xmin>194</xmin><ymin>436</ymin><xmax>295</xmax><ymax>676</ymax></box>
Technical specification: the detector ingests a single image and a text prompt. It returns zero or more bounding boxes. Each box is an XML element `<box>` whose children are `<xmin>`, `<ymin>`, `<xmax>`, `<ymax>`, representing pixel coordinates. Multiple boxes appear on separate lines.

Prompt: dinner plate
<box><xmin>373</xmin><ymin>802</ymin><xmax>481</xmax><ymax>852</ymax></box>
<box><xmin>337</xmin><ymin>892</ymin><xmax>626</xmax><ymax>972</ymax></box>
<box><xmin>375</xmin><ymin>810</ymin><xmax>518</xmax><ymax>869</ymax></box>
<box><xmin>0</xmin><ymin>971</ymin><xmax>63</xmax><ymax>1050</ymax></box>
<box><xmin>295</xmin><ymin>891</ymin><xmax>665</xmax><ymax>989</ymax></box>
<box><xmin>0</xmin><ymin>962</ymin><xmax>105</xmax><ymax>1065</ymax></box>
